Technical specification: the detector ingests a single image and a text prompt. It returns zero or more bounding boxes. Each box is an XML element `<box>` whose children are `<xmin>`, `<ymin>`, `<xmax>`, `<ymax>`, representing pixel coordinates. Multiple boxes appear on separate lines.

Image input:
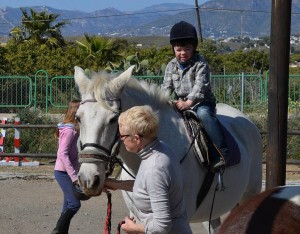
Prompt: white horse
<box><xmin>74</xmin><ymin>66</ymin><xmax>262</xmax><ymax>232</ymax></box>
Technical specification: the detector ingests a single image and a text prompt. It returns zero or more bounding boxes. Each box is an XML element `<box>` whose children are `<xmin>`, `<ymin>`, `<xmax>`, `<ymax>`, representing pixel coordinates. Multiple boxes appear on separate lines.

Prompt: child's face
<box><xmin>174</xmin><ymin>45</ymin><xmax>194</xmax><ymax>63</ymax></box>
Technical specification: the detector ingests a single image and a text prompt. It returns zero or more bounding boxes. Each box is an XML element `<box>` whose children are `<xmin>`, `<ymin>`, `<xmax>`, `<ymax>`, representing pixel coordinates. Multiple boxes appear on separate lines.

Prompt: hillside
<box><xmin>0</xmin><ymin>0</ymin><xmax>300</xmax><ymax>39</ymax></box>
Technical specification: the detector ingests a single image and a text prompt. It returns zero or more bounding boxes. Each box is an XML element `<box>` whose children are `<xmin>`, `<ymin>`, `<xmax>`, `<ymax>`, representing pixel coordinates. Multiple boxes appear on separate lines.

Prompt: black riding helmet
<box><xmin>169</xmin><ymin>21</ymin><xmax>198</xmax><ymax>47</ymax></box>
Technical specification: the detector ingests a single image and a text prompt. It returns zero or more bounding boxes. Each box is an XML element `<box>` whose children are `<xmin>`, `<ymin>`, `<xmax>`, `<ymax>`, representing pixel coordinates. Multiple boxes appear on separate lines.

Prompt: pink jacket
<box><xmin>54</xmin><ymin>123</ymin><xmax>80</xmax><ymax>182</ymax></box>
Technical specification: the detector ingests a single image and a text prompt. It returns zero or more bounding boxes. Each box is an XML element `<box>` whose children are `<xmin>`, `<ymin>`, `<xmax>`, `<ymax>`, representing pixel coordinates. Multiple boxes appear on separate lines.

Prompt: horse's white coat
<box><xmin>74</xmin><ymin>66</ymin><xmax>263</xmax><ymax>231</ymax></box>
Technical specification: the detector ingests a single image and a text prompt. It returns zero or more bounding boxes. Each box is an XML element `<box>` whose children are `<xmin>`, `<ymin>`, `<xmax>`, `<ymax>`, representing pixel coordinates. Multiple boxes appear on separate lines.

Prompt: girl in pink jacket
<box><xmin>51</xmin><ymin>100</ymin><xmax>81</xmax><ymax>234</ymax></box>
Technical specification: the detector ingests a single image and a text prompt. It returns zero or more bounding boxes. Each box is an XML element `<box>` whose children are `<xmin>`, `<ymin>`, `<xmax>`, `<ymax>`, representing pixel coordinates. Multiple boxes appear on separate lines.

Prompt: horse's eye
<box><xmin>75</xmin><ymin>115</ymin><xmax>80</xmax><ymax>123</ymax></box>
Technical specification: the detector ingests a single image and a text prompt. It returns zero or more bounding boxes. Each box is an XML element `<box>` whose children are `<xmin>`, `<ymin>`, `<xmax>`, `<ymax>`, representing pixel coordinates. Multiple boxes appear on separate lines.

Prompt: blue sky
<box><xmin>0</xmin><ymin>0</ymin><xmax>208</xmax><ymax>12</ymax></box>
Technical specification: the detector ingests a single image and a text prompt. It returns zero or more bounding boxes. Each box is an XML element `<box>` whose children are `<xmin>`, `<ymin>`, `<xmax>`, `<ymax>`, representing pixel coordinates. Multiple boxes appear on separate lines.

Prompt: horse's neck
<box><xmin>120</xmin><ymin>86</ymin><xmax>153</xmax><ymax>110</ymax></box>
<box><xmin>159</xmin><ymin>108</ymin><xmax>191</xmax><ymax>158</ymax></box>
<box><xmin>120</xmin><ymin>84</ymin><xmax>190</xmax><ymax>160</ymax></box>
<box><xmin>119</xmin><ymin>147</ymin><xmax>141</xmax><ymax>176</ymax></box>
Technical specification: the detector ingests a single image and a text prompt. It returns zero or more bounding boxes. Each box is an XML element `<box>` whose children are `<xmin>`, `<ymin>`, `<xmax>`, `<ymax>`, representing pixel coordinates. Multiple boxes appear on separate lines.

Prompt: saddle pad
<box><xmin>222</xmin><ymin>125</ymin><xmax>241</xmax><ymax>167</ymax></box>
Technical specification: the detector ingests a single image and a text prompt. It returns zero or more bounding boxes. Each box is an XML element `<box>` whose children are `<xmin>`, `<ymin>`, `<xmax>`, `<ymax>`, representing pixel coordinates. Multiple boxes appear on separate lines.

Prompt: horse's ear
<box><xmin>74</xmin><ymin>66</ymin><xmax>91</xmax><ymax>96</ymax></box>
<box><xmin>109</xmin><ymin>65</ymin><xmax>135</xmax><ymax>95</ymax></box>
<box><xmin>118</xmin><ymin>65</ymin><xmax>135</xmax><ymax>80</ymax></box>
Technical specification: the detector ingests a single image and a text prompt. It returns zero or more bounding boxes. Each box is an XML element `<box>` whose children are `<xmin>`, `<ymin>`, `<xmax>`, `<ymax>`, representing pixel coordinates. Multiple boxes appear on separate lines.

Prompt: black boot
<box><xmin>209</xmin><ymin>144</ymin><xmax>226</xmax><ymax>173</ymax></box>
<box><xmin>211</xmin><ymin>157</ymin><xmax>225</xmax><ymax>172</ymax></box>
<box><xmin>51</xmin><ymin>208</ymin><xmax>76</xmax><ymax>234</ymax></box>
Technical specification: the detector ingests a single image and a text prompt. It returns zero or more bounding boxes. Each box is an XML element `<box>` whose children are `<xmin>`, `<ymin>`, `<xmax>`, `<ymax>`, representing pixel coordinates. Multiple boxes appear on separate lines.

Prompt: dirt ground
<box><xmin>0</xmin><ymin>165</ymin><xmax>206</xmax><ymax>234</ymax></box>
<box><xmin>0</xmin><ymin>164</ymin><xmax>299</xmax><ymax>234</ymax></box>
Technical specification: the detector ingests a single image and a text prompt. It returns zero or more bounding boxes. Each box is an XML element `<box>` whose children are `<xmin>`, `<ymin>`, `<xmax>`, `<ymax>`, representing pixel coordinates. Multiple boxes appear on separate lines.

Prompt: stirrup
<box><xmin>217</xmin><ymin>169</ymin><xmax>226</xmax><ymax>192</ymax></box>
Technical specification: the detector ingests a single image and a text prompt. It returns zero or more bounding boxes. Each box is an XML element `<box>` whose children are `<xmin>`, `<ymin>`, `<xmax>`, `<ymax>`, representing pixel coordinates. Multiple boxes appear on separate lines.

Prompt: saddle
<box><xmin>178</xmin><ymin>106</ymin><xmax>241</xmax><ymax>208</ymax></box>
<box><xmin>181</xmin><ymin>109</ymin><xmax>241</xmax><ymax>170</ymax></box>
<box><xmin>182</xmin><ymin>110</ymin><xmax>212</xmax><ymax>168</ymax></box>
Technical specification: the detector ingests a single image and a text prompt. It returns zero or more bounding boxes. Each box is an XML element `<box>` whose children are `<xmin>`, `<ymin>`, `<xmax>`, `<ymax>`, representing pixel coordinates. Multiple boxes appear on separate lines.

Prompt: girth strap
<box><xmin>196</xmin><ymin>170</ymin><xmax>215</xmax><ymax>208</ymax></box>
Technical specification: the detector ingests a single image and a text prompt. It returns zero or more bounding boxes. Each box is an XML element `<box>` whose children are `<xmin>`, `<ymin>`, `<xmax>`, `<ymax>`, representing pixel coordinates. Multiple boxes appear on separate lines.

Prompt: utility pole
<box><xmin>266</xmin><ymin>0</ymin><xmax>292</xmax><ymax>189</ymax></box>
<box><xmin>195</xmin><ymin>0</ymin><xmax>203</xmax><ymax>43</ymax></box>
<box><xmin>240</xmin><ymin>11</ymin><xmax>244</xmax><ymax>38</ymax></box>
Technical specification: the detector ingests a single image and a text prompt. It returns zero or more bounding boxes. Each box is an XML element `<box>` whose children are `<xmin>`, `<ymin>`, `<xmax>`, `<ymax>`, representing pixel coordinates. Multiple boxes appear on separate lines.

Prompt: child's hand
<box><xmin>176</xmin><ymin>99</ymin><xmax>193</xmax><ymax>110</ymax></box>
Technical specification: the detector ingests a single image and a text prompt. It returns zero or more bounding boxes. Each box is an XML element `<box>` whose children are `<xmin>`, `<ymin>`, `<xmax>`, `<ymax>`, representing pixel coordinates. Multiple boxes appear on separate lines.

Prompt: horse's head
<box><xmin>74</xmin><ymin>66</ymin><xmax>134</xmax><ymax>196</ymax></box>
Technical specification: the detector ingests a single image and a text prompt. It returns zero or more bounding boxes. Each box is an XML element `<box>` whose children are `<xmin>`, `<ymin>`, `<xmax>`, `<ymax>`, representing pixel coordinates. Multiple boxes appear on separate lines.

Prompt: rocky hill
<box><xmin>0</xmin><ymin>0</ymin><xmax>299</xmax><ymax>39</ymax></box>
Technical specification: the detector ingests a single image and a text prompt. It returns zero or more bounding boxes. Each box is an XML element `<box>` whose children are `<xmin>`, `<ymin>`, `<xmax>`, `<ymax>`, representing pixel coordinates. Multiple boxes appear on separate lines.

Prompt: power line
<box><xmin>0</xmin><ymin>6</ymin><xmax>299</xmax><ymax>25</ymax></box>
<box><xmin>0</xmin><ymin>7</ymin><xmax>195</xmax><ymax>24</ymax></box>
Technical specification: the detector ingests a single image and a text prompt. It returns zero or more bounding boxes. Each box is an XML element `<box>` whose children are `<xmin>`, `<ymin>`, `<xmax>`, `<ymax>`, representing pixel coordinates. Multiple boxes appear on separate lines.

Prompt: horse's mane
<box><xmin>125</xmin><ymin>78</ymin><xmax>170</xmax><ymax>106</ymax></box>
<box><xmin>89</xmin><ymin>70</ymin><xmax>170</xmax><ymax>111</ymax></box>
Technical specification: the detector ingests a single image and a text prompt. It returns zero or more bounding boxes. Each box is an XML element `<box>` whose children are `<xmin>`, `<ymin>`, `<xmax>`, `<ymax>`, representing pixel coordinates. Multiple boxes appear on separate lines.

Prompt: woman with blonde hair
<box><xmin>105</xmin><ymin>105</ymin><xmax>192</xmax><ymax>234</ymax></box>
<box><xmin>52</xmin><ymin>100</ymin><xmax>81</xmax><ymax>234</ymax></box>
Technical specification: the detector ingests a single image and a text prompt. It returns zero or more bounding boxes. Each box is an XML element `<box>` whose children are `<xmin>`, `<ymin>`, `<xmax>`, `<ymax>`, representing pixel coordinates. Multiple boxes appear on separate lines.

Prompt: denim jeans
<box><xmin>54</xmin><ymin>170</ymin><xmax>81</xmax><ymax>213</ymax></box>
<box><xmin>195</xmin><ymin>102</ymin><xmax>228</xmax><ymax>160</ymax></box>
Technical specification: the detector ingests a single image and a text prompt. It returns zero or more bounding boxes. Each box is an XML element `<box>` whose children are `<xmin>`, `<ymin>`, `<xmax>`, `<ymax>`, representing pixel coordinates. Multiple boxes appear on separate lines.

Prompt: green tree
<box><xmin>139</xmin><ymin>46</ymin><xmax>173</xmax><ymax>75</ymax></box>
<box><xmin>198</xmin><ymin>39</ymin><xmax>224</xmax><ymax>73</ymax></box>
<box><xmin>220</xmin><ymin>50</ymin><xmax>269</xmax><ymax>74</ymax></box>
<box><xmin>0</xmin><ymin>46</ymin><xmax>8</xmax><ymax>75</ymax></box>
<box><xmin>76</xmin><ymin>34</ymin><xmax>124</xmax><ymax>70</ymax></box>
<box><xmin>9</xmin><ymin>26</ymin><xmax>26</xmax><ymax>43</ymax></box>
<box><xmin>4</xmin><ymin>42</ymin><xmax>82</xmax><ymax>76</ymax></box>
<box><xmin>9</xmin><ymin>8</ymin><xmax>67</xmax><ymax>48</ymax></box>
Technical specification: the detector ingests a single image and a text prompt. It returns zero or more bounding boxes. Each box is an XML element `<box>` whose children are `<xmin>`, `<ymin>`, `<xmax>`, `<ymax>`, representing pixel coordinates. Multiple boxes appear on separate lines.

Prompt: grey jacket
<box><xmin>133</xmin><ymin>139</ymin><xmax>192</xmax><ymax>234</ymax></box>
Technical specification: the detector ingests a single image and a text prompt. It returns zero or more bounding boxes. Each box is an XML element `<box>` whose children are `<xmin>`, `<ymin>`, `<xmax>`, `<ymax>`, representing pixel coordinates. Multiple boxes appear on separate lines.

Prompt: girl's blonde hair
<box><xmin>55</xmin><ymin>100</ymin><xmax>80</xmax><ymax>138</ymax></box>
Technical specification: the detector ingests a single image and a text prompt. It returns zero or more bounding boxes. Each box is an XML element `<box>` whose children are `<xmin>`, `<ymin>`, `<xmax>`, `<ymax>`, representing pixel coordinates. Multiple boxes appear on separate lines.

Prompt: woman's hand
<box><xmin>121</xmin><ymin>216</ymin><xmax>144</xmax><ymax>234</ymax></box>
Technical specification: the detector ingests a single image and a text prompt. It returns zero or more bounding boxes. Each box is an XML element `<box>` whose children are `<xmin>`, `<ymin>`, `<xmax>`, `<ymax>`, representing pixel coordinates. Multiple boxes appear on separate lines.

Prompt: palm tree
<box><xmin>9</xmin><ymin>26</ymin><xmax>26</xmax><ymax>43</ymax></box>
<box><xmin>10</xmin><ymin>8</ymin><xmax>68</xmax><ymax>48</ymax></box>
<box><xmin>76</xmin><ymin>34</ymin><xmax>123</xmax><ymax>69</ymax></box>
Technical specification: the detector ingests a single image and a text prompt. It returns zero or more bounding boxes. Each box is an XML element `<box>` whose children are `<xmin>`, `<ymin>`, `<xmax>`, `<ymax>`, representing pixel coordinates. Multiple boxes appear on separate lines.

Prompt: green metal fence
<box><xmin>288</xmin><ymin>74</ymin><xmax>300</xmax><ymax>108</ymax></box>
<box><xmin>0</xmin><ymin>76</ymin><xmax>32</xmax><ymax>111</ymax></box>
<box><xmin>0</xmin><ymin>70</ymin><xmax>299</xmax><ymax>113</ymax></box>
<box><xmin>212</xmin><ymin>73</ymin><xmax>265</xmax><ymax>112</ymax></box>
<box><xmin>49</xmin><ymin>75</ymin><xmax>79</xmax><ymax>108</ymax></box>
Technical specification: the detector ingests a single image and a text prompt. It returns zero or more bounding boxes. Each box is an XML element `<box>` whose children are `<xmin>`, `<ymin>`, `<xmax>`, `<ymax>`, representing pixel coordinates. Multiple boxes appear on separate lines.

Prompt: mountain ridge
<box><xmin>0</xmin><ymin>0</ymin><xmax>299</xmax><ymax>39</ymax></box>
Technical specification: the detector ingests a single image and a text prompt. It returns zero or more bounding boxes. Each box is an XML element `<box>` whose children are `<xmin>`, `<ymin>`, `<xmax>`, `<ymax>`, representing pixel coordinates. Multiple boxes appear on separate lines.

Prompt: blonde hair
<box><xmin>55</xmin><ymin>100</ymin><xmax>80</xmax><ymax>138</ymax></box>
<box><xmin>118</xmin><ymin>105</ymin><xmax>159</xmax><ymax>140</ymax></box>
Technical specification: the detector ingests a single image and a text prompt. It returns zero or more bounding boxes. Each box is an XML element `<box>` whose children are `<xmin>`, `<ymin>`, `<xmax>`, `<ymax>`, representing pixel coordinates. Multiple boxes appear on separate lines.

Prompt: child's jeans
<box><xmin>54</xmin><ymin>170</ymin><xmax>81</xmax><ymax>213</ymax></box>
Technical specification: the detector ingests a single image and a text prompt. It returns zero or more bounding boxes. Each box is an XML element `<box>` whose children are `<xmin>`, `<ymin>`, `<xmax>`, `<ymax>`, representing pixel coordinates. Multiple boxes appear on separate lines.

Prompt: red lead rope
<box><xmin>104</xmin><ymin>191</ymin><xmax>124</xmax><ymax>234</ymax></box>
<box><xmin>104</xmin><ymin>191</ymin><xmax>112</xmax><ymax>234</ymax></box>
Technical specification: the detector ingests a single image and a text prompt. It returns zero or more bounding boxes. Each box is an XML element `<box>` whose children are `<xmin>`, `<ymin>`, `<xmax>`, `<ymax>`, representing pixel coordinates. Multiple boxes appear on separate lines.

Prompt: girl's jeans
<box><xmin>54</xmin><ymin>170</ymin><xmax>81</xmax><ymax>213</ymax></box>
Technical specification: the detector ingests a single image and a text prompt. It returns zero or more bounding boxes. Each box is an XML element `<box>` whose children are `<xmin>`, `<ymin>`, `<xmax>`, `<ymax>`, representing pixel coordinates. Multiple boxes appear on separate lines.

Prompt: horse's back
<box><xmin>216</xmin><ymin>103</ymin><xmax>262</xmax><ymax>200</ymax></box>
<box><xmin>218</xmin><ymin>186</ymin><xmax>300</xmax><ymax>234</ymax></box>
<box><xmin>186</xmin><ymin>103</ymin><xmax>262</xmax><ymax>222</ymax></box>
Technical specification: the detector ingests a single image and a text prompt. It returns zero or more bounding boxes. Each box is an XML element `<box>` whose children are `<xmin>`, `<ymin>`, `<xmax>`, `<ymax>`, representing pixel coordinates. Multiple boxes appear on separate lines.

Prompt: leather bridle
<box><xmin>78</xmin><ymin>98</ymin><xmax>122</xmax><ymax>176</ymax></box>
<box><xmin>78</xmin><ymin>98</ymin><xmax>135</xmax><ymax>178</ymax></box>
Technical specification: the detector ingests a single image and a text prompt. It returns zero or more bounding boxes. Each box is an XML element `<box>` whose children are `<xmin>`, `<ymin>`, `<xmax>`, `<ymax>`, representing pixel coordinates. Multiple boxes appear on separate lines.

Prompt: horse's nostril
<box><xmin>94</xmin><ymin>175</ymin><xmax>100</xmax><ymax>184</ymax></box>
